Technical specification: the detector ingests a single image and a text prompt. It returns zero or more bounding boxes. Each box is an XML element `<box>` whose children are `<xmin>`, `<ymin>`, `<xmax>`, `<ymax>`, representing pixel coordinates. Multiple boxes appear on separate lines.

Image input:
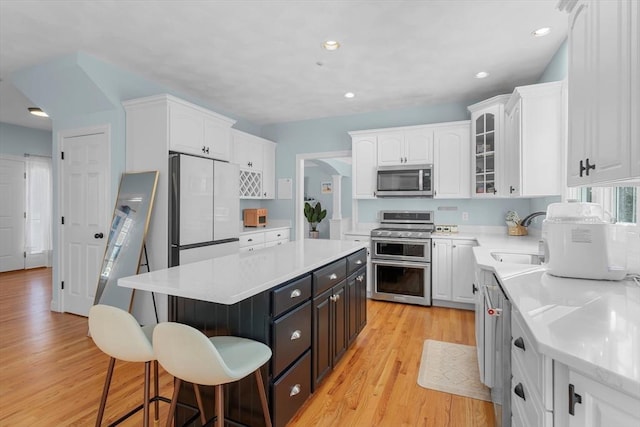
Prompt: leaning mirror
<box><xmin>93</xmin><ymin>171</ymin><xmax>159</xmax><ymax>312</ymax></box>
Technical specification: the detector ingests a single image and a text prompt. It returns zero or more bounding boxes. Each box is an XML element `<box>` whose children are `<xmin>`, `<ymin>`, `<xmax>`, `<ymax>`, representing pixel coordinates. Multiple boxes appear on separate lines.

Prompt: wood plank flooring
<box><xmin>0</xmin><ymin>268</ymin><xmax>494</xmax><ymax>426</ymax></box>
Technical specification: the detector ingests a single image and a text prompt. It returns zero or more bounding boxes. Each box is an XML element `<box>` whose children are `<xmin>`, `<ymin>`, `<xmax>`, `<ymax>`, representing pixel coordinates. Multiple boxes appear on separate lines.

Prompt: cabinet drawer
<box><xmin>313</xmin><ymin>258</ymin><xmax>346</xmax><ymax>296</ymax></box>
<box><xmin>271</xmin><ymin>350</ymin><xmax>311</xmax><ymax>427</ymax></box>
<box><xmin>272</xmin><ymin>302</ymin><xmax>311</xmax><ymax>376</ymax></box>
<box><xmin>511</xmin><ymin>356</ymin><xmax>547</xmax><ymax>427</ymax></box>
<box><xmin>239</xmin><ymin>232</ymin><xmax>265</xmax><ymax>247</ymax></box>
<box><xmin>346</xmin><ymin>249</ymin><xmax>367</xmax><ymax>275</ymax></box>
<box><xmin>511</xmin><ymin>310</ymin><xmax>545</xmax><ymax>401</ymax></box>
<box><xmin>265</xmin><ymin>228</ymin><xmax>290</xmax><ymax>242</ymax></box>
<box><xmin>272</xmin><ymin>275</ymin><xmax>311</xmax><ymax>317</ymax></box>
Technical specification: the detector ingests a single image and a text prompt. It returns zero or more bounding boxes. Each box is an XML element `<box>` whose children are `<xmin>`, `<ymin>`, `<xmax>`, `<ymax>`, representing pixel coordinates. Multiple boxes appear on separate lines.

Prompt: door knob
<box><xmin>94</xmin><ymin>232</ymin><xmax>104</xmax><ymax>239</ymax></box>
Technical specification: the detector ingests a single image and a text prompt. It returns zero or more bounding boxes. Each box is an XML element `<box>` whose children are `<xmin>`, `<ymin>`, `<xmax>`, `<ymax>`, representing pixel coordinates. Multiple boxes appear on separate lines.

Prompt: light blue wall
<box><xmin>538</xmin><ymin>39</ymin><xmax>568</xmax><ymax>83</ymax></box>
<box><xmin>0</xmin><ymin>122</ymin><xmax>52</xmax><ymax>157</ymax></box>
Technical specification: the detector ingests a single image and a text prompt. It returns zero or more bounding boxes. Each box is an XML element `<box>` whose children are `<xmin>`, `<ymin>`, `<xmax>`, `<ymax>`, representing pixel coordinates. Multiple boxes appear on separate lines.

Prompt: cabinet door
<box><xmin>472</xmin><ymin>108</ymin><xmax>501</xmax><ymax>197</ymax></box>
<box><xmin>567</xmin><ymin>370</ymin><xmax>640</xmax><ymax>427</ymax></box>
<box><xmin>451</xmin><ymin>240</ymin><xmax>477</xmax><ymax>304</ymax></box>
<box><xmin>332</xmin><ymin>281</ymin><xmax>347</xmax><ymax>365</ymax></box>
<box><xmin>434</xmin><ymin>124</ymin><xmax>470</xmax><ymax>198</ymax></box>
<box><xmin>567</xmin><ymin>1</ymin><xmax>592</xmax><ymax>186</ymax></box>
<box><xmin>169</xmin><ymin>103</ymin><xmax>205</xmax><ymax>156</ymax></box>
<box><xmin>203</xmin><ymin>115</ymin><xmax>231</xmax><ymax>161</ymax></box>
<box><xmin>588</xmin><ymin>0</ymin><xmax>631</xmax><ymax>184</ymax></box>
<box><xmin>404</xmin><ymin>128</ymin><xmax>433</xmax><ymax>165</ymax></box>
<box><xmin>347</xmin><ymin>273</ymin><xmax>358</xmax><ymax>345</ymax></box>
<box><xmin>233</xmin><ymin>132</ymin><xmax>264</xmax><ymax>171</ymax></box>
<box><xmin>356</xmin><ymin>267</ymin><xmax>367</xmax><ymax>333</ymax></box>
<box><xmin>431</xmin><ymin>239</ymin><xmax>452</xmax><ymax>300</ymax></box>
<box><xmin>504</xmin><ymin>101</ymin><xmax>521</xmax><ymax>196</ymax></box>
<box><xmin>262</xmin><ymin>142</ymin><xmax>276</xmax><ymax>199</ymax></box>
<box><xmin>633</xmin><ymin>0</ymin><xmax>640</xmax><ymax>178</ymax></box>
<box><xmin>352</xmin><ymin>135</ymin><xmax>378</xmax><ymax>199</ymax></box>
<box><xmin>313</xmin><ymin>289</ymin><xmax>332</xmax><ymax>389</ymax></box>
<box><xmin>377</xmin><ymin>132</ymin><xmax>405</xmax><ymax>166</ymax></box>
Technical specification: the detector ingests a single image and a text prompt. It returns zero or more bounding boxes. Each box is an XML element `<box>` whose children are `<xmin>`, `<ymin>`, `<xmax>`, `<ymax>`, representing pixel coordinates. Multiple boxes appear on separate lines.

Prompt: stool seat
<box><xmin>153</xmin><ymin>323</ymin><xmax>273</xmax><ymax>427</ymax></box>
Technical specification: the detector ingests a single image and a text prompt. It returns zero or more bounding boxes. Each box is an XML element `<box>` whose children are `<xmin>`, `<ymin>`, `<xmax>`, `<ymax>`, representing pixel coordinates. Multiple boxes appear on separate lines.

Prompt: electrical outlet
<box><xmin>462</xmin><ymin>212</ymin><xmax>469</xmax><ymax>221</ymax></box>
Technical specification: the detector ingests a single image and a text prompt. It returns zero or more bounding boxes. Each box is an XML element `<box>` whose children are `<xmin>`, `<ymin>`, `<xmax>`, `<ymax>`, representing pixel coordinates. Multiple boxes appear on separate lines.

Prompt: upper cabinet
<box><xmin>377</xmin><ymin>128</ymin><xmax>433</xmax><ymax>166</ymax></box>
<box><xmin>164</xmin><ymin>96</ymin><xmax>235</xmax><ymax>161</ymax></box>
<box><xmin>562</xmin><ymin>0</ymin><xmax>640</xmax><ymax>185</ymax></box>
<box><xmin>504</xmin><ymin>81</ymin><xmax>564</xmax><ymax>197</ymax></box>
<box><xmin>231</xmin><ymin>129</ymin><xmax>276</xmax><ymax>199</ymax></box>
<box><xmin>433</xmin><ymin>122</ymin><xmax>470</xmax><ymax>199</ymax></box>
<box><xmin>468</xmin><ymin>95</ymin><xmax>510</xmax><ymax>198</ymax></box>
<box><xmin>350</xmin><ymin>121</ymin><xmax>470</xmax><ymax>200</ymax></box>
<box><xmin>351</xmin><ymin>134</ymin><xmax>378</xmax><ymax>199</ymax></box>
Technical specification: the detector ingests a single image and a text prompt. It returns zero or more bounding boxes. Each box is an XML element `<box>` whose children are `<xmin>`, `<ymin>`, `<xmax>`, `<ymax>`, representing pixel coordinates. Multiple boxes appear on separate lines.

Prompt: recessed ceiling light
<box><xmin>475</xmin><ymin>71</ymin><xmax>489</xmax><ymax>79</ymax></box>
<box><xmin>28</xmin><ymin>107</ymin><xmax>49</xmax><ymax>118</ymax></box>
<box><xmin>322</xmin><ymin>40</ymin><xmax>340</xmax><ymax>51</ymax></box>
<box><xmin>344</xmin><ymin>92</ymin><xmax>355</xmax><ymax>99</ymax></box>
<box><xmin>532</xmin><ymin>27</ymin><xmax>551</xmax><ymax>37</ymax></box>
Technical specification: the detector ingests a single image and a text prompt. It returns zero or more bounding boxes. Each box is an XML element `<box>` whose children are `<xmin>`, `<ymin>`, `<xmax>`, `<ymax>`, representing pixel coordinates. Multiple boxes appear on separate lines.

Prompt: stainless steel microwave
<box><xmin>376</xmin><ymin>164</ymin><xmax>433</xmax><ymax>197</ymax></box>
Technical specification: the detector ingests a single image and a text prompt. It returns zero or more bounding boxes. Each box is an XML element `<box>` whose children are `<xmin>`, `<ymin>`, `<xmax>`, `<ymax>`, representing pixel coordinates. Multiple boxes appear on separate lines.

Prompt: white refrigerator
<box><xmin>169</xmin><ymin>153</ymin><xmax>239</xmax><ymax>266</ymax></box>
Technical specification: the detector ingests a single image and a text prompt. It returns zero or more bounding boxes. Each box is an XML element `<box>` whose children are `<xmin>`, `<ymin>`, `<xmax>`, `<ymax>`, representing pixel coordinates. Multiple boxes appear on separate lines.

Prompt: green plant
<box><xmin>304</xmin><ymin>202</ymin><xmax>327</xmax><ymax>231</ymax></box>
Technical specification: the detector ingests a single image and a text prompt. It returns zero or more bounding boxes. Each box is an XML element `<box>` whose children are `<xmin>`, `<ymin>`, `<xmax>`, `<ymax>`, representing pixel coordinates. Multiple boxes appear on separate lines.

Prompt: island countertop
<box><xmin>118</xmin><ymin>239</ymin><xmax>366</xmax><ymax>305</ymax></box>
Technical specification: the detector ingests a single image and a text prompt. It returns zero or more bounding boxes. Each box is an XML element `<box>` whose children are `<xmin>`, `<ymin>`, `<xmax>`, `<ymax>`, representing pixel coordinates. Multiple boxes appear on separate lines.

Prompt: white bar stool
<box><xmin>153</xmin><ymin>322</ymin><xmax>273</xmax><ymax>427</ymax></box>
<box><xmin>88</xmin><ymin>304</ymin><xmax>168</xmax><ymax>427</ymax></box>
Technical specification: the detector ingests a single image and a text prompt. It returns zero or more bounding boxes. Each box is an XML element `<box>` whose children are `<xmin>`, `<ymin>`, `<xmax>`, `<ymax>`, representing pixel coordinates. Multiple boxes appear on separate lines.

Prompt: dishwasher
<box><xmin>482</xmin><ymin>273</ymin><xmax>511</xmax><ymax>427</ymax></box>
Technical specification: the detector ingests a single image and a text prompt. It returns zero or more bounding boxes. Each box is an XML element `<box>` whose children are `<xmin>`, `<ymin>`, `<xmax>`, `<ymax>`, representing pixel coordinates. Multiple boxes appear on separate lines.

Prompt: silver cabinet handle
<box><xmin>290</xmin><ymin>289</ymin><xmax>301</xmax><ymax>298</ymax></box>
<box><xmin>355</xmin><ymin>260</ymin><xmax>363</xmax><ymax>265</ymax></box>
<box><xmin>356</xmin><ymin>275</ymin><xmax>364</xmax><ymax>282</ymax></box>
<box><xmin>329</xmin><ymin>273</ymin><xmax>337</xmax><ymax>280</ymax></box>
<box><xmin>290</xmin><ymin>330</ymin><xmax>301</xmax><ymax>340</ymax></box>
<box><xmin>329</xmin><ymin>295</ymin><xmax>336</xmax><ymax>302</ymax></box>
<box><xmin>290</xmin><ymin>384</ymin><xmax>301</xmax><ymax>397</ymax></box>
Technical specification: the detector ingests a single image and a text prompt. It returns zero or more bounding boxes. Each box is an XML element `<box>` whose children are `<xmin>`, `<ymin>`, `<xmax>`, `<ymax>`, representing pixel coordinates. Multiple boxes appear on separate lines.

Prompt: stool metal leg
<box><xmin>215</xmin><ymin>384</ymin><xmax>224</xmax><ymax>427</ymax></box>
<box><xmin>96</xmin><ymin>357</ymin><xmax>116</xmax><ymax>427</ymax></box>
<box><xmin>255</xmin><ymin>369</ymin><xmax>272</xmax><ymax>427</ymax></box>
<box><xmin>153</xmin><ymin>360</ymin><xmax>160</xmax><ymax>425</ymax></box>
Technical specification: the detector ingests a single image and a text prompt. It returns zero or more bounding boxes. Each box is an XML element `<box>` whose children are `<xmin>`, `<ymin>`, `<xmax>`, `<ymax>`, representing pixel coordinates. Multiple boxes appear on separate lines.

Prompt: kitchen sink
<box><xmin>491</xmin><ymin>251</ymin><xmax>544</xmax><ymax>265</ymax></box>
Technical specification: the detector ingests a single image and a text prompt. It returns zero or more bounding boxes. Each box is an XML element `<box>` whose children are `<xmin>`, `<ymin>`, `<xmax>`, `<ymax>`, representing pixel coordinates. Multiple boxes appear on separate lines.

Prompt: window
<box><xmin>567</xmin><ymin>186</ymin><xmax>637</xmax><ymax>224</ymax></box>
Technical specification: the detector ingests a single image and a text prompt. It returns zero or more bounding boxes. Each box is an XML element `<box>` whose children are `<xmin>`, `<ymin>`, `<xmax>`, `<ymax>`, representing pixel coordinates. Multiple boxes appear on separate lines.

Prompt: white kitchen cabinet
<box><xmin>232</xmin><ymin>129</ymin><xmax>276</xmax><ymax>199</ymax></box>
<box><xmin>350</xmin><ymin>134</ymin><xmax>378</xmax><ymax>199</ymax></box>
<box><xmin>468</xmin><ymin>95</ymin><xmax>510</xmax><ymax>198</ymax></box>
<box><xmin>563</xmin><ymin>0</ymin><xmax>639</xmax><ymax>185</ymax></box>
<box><xmin>377</xmin><ymin>128</ymin><xmax>432</xmax><ymax>166</ymax></box>
<box><xmin>431</xmin><ymin>238</ymin><xmax>476</xmax><ymax>307</ymax></box>
<box><xmin>239</xmin><ymin>227</ymin><xmax>290</xmax><ymax>252</ymax></box>
<box><xmin>433</xmin><ymin>122</ymin><xmax>470</xmax><ymax>199</ymax></box>
<box><xmin>123</xmin><ymin>94</ymin><xmax>236</xmax><ymax>274</ymax></box>
<box><xmin>504</xmin><ymin>81</ymin><xmax>563</xmax><ymax>197</ymax></box>
<box><xmin>167</xmin><ymin>98</ymin><xmax>234</xmax><ymax>161</ymax></box>
<box><xmin>553</xmin><ymin>367</ymin><xmax>640</xmax><ymax>427</ymax></box>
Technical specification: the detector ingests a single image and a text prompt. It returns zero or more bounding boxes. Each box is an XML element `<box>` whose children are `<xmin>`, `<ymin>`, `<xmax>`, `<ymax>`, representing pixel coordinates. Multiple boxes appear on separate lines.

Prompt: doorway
<box><xmin>295</xmin><ymin>151</ymin><xmax>351</xmax><ymax>240</ymax></box>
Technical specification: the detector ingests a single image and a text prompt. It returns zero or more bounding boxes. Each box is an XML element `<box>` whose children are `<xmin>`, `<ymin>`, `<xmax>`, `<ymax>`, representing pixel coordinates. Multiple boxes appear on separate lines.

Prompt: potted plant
<box><xmin>304</xmin><ymin>201</ymin><xmax>327</xmax><ymax>238</ymax></box>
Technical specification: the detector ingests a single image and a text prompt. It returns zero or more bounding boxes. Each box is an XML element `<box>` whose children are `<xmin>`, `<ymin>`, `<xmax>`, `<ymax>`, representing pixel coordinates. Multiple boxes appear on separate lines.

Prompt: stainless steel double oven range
<box><xmin>370</xmin><ymin>210</ymin><xmax>433</xmax><ymax>306</ymax></box>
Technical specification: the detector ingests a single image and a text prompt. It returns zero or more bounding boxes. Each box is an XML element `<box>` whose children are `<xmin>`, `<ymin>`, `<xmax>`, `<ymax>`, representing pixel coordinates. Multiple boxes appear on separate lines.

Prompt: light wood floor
<box><xmin>0</xmin><ymin>268</ymin><xmax>494</xmax><ymax>426</ymax></box>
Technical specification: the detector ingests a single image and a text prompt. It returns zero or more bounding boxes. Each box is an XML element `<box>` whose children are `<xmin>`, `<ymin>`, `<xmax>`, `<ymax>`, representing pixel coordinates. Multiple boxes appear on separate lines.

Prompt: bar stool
<box><xmin>153</xmin><ymin>322</ymin><xmax>272</xmax><ymax>427</ymax></box>
<box><xmin>88</xmin><ymin>304</ymin><xmax>167</xmax><ymax>427</ymax></box>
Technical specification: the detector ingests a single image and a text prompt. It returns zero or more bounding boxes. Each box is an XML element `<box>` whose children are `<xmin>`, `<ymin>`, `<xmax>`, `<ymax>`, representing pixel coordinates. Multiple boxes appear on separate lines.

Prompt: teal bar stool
<box><xmin>153</xmin><ymin>322</ymin><xmax>272</xmax><ymax>427</ymax></box>
<box><xmin>88</xmin><ymin>304</ymin><xmax>166</xmax><ymax>427</ymax></box>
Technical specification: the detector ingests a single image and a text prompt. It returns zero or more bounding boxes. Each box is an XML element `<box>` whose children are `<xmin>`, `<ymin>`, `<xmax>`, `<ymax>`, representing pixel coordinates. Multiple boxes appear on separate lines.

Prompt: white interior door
<box><xmin>62</xmin><ymin>131</ymin><xmax>110</xmax><ymax>316</ymax></box>
<box><xmin>0</xmin><ymin>157</ymin><xmax>25</xmax><ymax>272</ymax></box>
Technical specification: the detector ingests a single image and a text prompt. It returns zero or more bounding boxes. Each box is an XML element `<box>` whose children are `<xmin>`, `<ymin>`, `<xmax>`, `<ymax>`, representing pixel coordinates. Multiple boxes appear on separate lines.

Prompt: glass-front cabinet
<box><xmin>468</xmin><ymin>95</ymin><xmax>510</xmax><ymax>198</ymax></box>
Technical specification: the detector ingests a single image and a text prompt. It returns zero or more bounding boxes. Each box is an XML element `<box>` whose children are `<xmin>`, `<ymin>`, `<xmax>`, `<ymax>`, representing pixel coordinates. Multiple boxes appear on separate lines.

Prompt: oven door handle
<box><xmin>371</xmin><ymin>259</ymin><xmax>430</xmax><ymax>269</ymax></box>
<box><xmin>483</xmin><ymin>285</ymin><xmax>502</xmax><ymax>316</ymax></box>
<box><xmin>371</xmin><ymin>237</ymin><xmax>432</xmax><ymax>245</ymax></box>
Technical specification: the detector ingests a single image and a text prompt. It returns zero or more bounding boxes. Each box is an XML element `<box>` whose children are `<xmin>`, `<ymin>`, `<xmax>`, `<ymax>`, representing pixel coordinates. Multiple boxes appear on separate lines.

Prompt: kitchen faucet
<box><xmin>520</xmin><ymin>211</ymin><xmax>546</xmax><ymax>227</ymax></box>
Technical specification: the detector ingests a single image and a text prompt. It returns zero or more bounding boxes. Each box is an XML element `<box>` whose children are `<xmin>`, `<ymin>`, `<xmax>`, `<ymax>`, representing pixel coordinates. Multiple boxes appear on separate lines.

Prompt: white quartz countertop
<box><xmin>473</xmin><ymin>241</ymin><xmax>640</xmax><ymax>399</ymax></box>
<box><xmin>119</xmin><ymin>239</ymin><xmax>366</xmax><ymax>305</ymax></box>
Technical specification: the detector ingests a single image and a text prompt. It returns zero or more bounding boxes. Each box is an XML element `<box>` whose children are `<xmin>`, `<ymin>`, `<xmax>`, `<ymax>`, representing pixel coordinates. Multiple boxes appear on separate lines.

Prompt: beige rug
<box><xmin>417</xmin><ymin>339</ymin><xmax>491</xmax><ymax>402</ymax></box>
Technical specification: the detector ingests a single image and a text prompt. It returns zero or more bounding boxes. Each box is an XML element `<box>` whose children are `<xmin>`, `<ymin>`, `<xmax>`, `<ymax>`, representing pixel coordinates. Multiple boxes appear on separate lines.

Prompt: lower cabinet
<box><xmin>432</xmin><ymin>238</ymin><xmax>477</xmax><ymax>308</ymax></box>
<box><xmin>239</xmin><ymin>227</ymin><xmax>290</xmax><ymax>252</ymax></box>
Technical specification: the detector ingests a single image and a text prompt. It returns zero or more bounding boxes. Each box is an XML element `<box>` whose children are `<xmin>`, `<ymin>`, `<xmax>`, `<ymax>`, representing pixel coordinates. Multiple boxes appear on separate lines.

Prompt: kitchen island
<box><xmin>119</xmin><ymin>239</ymin><xmax>368</xmax><ymax>427</ymax></box>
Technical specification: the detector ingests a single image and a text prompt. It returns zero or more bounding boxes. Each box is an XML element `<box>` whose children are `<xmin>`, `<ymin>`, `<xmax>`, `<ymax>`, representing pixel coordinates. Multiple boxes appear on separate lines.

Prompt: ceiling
<box><xmin>0</xmin><ymin>0</ymin><xmax>567</xmax><ymax>132</ymax></box>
